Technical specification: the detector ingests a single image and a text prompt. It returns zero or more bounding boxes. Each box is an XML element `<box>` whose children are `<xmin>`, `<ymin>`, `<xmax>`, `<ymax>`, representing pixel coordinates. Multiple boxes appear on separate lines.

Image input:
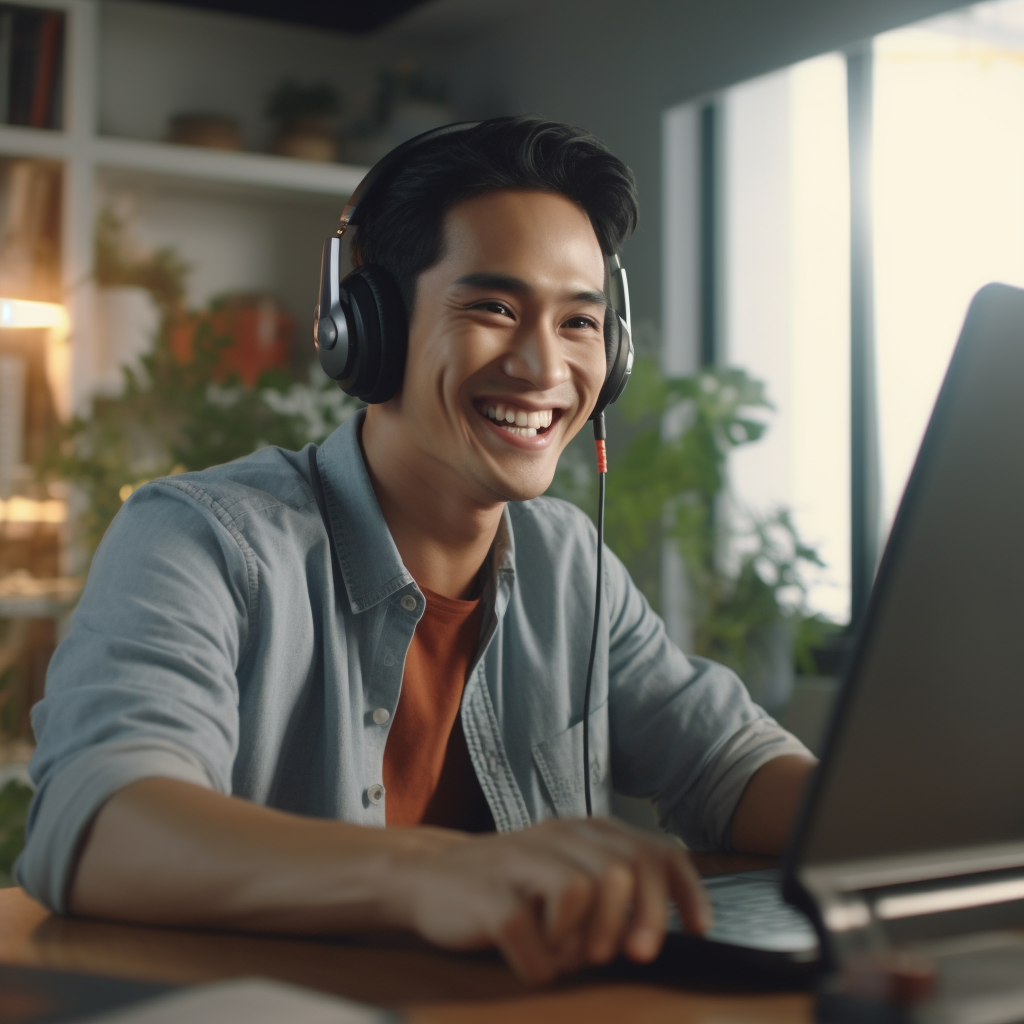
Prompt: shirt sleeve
<box><xmin>16</xmin><ymin>479</ymin><xmax>253</xmax><ymax>911</ymax></box>
<box><xmin>602</xmin><ymin>543</ymin><xmax>811</xmax><ymax>850</ymax></box>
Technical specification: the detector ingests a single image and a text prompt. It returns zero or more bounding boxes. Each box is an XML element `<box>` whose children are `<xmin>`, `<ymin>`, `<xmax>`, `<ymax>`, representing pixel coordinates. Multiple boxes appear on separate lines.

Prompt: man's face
<box><xmin>390</xmin><ymin>189</ymin><xmax>608</xmax><ymax>504</ymax></box>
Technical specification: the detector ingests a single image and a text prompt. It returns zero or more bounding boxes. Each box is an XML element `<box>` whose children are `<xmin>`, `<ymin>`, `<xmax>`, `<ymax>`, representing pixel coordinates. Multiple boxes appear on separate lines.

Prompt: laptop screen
<box><xmin>795</xmin><ymin>284</ymin><xmax>1024</xmax><ymax>868</ymax></box>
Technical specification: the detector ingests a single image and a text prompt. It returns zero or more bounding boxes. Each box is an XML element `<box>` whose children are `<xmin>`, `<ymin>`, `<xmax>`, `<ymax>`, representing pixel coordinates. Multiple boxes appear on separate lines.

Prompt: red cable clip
<box><xmin>595</xmin><ymin>438</ymin><xmax>608</xmax><ymax>474</ymax></box>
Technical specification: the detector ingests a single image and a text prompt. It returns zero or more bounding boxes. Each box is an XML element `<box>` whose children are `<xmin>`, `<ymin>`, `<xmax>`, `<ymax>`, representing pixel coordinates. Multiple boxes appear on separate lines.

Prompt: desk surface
<box><xmin>0</xmin><ymin>854</ymin><xmax>814</xmax><ymax>1024</ymax></box>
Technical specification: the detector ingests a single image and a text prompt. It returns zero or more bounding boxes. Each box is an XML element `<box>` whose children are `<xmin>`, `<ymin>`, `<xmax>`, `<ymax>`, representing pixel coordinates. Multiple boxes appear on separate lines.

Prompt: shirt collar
<box><xmin>316</xmin><ymin>409</ymin><xmax>516</xmax><ymax>614</ymax></box>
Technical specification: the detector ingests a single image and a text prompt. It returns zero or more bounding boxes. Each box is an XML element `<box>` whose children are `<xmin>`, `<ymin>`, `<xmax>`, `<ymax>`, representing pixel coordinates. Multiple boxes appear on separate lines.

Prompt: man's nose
<box><xmin>501</xmin><ymin>319</ymin><xmax>573</xmax><ymax>391</ymax></box>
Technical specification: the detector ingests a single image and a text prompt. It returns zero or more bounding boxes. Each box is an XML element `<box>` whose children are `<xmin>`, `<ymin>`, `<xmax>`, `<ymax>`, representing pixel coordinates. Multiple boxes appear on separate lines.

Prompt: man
<box><xmin>20</xmin><ymin>117</ymin><xmax>814</xmax><ymax>984</ymax></box>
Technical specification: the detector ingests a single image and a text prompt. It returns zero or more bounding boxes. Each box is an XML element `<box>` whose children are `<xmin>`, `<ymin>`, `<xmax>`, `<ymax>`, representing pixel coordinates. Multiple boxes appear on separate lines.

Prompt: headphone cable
<box><xmin>583</xmin><ymin>413</ymin><xmax>608</xmax><ymax>817</ymax></box>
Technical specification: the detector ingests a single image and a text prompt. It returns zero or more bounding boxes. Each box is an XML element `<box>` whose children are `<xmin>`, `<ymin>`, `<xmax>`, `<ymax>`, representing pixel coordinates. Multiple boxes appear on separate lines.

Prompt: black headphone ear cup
<box><xmin>604</xmin><ymin>304</ymin><xmax>620</xmax><ymax>370</ymax></box>
<box><xmin>336</xmin><ymin>264</ymin><xmax>407</xmax><ymax>403</ymax></box>
<box><xmin>591</xmin><ymin>306</ymin><xmax>632</xmax><ymax>420</ymax></box>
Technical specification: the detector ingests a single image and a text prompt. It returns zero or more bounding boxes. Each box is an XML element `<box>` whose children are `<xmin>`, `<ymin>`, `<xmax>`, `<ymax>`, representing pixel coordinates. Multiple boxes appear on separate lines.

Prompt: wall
<box><xmin>94</xmin><ymin>1</ymin><xmax>459</xmax><ymax>325</ymax></box>
<box><xmin>99</xmin><ymin>0</ymin><xmax>455</xmax><ymax>151</ymax></box>
<box><xmin>440</xmin><ymin>0</ymin><xmax>970</xmax><ymax>337</ymax></box>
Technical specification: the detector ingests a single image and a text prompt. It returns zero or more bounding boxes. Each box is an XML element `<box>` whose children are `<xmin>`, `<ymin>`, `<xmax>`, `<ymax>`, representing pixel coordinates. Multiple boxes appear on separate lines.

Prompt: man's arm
<box><xmin>729</xmin><ymin>753</ymin><xmax>817</xmax><ymax>855</ymax></box>
<box><xmin>597</xmin><ymin>534</ymin><xmax>816</xmax><ymax>850</ymax></box>
<box><xmin>70</xmin><ymin>777</ymin><xmax>711</xmax><ymax>984</ymax></box>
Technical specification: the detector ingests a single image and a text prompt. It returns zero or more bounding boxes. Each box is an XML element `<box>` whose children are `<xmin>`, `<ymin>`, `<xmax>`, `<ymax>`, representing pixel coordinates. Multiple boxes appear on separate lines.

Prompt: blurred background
<box><xmin>2</xmin><ymin>0</ymin><xmax>1023</xmax><ymax>861</ymax></box>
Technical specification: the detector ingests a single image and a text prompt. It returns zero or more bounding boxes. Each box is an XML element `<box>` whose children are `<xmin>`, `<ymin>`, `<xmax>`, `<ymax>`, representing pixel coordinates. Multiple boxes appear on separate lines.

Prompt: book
<box><xmin>0</xmin><ymin>352</ymin><xmax>26</xmax><ymax>498</ymax></box>
<box><xmin>0</xmin><ymin>160</ymin><xmax>62</xmax><ymax>300</ymax></box>
<box><xmin>29</xmin><ymin>11</ymin><xmax>61</xmax><ymax>129</ymax></box>
<box><xmin>0</xmin><ymin>8</ymin><xmax>14</xmax><ymax>125</ymax></box>
<box><xmin>1</xmin><ymin>5</ymin><xmax>65</xmax><ymax>130</ymax></box>
<box><xmin>6</xmin><ymin>6</ymin><xmax>41</xmax><ymax>127</ymax></box>
<box><xmin>45</xmin><ymin>12</ymin><xmax>62</xmax><ymax>130</ymax></box>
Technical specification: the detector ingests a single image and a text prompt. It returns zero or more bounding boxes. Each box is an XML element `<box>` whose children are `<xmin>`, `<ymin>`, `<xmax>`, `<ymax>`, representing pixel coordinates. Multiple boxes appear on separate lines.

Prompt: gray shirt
<box><xmin>18</xmin><ymin>410</ymin><xmax>809</xmax><ymax>910</ymax></box>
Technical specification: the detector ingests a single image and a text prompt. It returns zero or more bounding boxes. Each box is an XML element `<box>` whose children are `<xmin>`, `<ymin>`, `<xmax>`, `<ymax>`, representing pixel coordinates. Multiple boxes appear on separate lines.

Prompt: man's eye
<box><xmin>473</xmin><ymin>301</ymin><xmax>515</xmax><ymax>318</ymax></box>
<box><xmin>563</xmin><ymin>315</ymin><xmax>600</xmax><ymax>330</ymax></box>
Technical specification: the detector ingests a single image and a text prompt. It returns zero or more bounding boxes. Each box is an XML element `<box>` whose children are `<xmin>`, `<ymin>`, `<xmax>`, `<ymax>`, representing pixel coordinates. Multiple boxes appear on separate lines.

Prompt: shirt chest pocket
<box><xmin>531</xmin><ymin>701</ymin><xmax>610</xmax><ymax>819</ymax></box>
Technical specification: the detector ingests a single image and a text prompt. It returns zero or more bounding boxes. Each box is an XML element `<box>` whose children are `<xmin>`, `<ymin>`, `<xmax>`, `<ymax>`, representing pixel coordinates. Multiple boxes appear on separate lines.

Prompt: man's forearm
<box><xmin>69</xmin><ymin>777</ymin><xmax>458</xmax><ymax>933</ymax></box>
<box><xmin>68</xmin><ymin>776</ymin><xmax>712</xmax><ymax>985</ymax></box>
<box><xmin>729</xmin><ymin>754</ymin><xmax>817</xmax><ymax>856</ymax></box>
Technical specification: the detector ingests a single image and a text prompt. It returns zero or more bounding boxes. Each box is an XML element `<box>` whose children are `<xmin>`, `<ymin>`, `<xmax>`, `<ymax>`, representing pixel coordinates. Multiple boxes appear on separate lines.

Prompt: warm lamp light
<box><xmin>0</xmin><ymin>295</ymin><xmax>72</xmax><ymax>421</ymax></box>
<box><xmin>0</xmin><ymin>296</ymin><xmax>69</xmax><ymax>331</ymax></box>
<box><xmin>0</xmin><ymin>497</ymin><xmax>68</xmax><ymax>523</ymax></box>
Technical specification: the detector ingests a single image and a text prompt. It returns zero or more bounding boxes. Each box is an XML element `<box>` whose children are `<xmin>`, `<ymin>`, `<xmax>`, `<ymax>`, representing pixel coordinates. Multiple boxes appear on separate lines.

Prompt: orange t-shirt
<box><xmin>382</xmin><ymin>586</ymin><xmax>494</xmax><ymax>832</ymax></box>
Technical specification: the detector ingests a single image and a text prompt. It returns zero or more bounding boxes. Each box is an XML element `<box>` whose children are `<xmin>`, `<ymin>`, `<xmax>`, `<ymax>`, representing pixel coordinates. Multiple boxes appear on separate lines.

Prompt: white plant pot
<box><xmin>344</xmin><ymin>102</ymin><xmax>458</xmax><ymax>166</ymax></box>
<box><xmin>741</xmin><ymin>618</ymin><xmax>796</xmax><ymax>717</ymax></box>
<box><xmin>94</xmin><ymin>286</ymin><xmax>159</xmax><ymax>397</ymax></box>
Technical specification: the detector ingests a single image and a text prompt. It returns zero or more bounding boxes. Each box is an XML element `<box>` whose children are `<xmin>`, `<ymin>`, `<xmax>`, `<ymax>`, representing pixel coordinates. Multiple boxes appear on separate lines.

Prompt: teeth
<box><xmin>491</xmin><ymin>425</ymin><xmax>537</xmax><ymax>437</ymax></box>
<box><xmin>482</xmin><ymin>404</ymin><xmax>554</xmax><ymax>435</ymax></box>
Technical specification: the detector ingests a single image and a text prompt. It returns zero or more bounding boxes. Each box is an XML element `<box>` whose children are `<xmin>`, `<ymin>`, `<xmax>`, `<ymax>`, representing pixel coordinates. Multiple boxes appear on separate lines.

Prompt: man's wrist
<box><xmin>356</xmin><ymin>824</ymin><xmax>468</xmax><ymax>932</ymax></box>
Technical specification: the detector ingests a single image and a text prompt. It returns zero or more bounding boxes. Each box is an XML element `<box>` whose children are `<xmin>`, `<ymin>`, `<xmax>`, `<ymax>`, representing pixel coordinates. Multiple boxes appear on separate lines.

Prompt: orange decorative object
<box><xmin>170</xmin><ymin>297</ymin><xmax>293</xmax><ymax>386</ymax></box>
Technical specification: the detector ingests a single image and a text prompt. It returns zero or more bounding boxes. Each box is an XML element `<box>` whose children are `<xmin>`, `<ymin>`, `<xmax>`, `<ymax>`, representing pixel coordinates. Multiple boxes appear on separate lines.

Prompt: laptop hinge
<box><xmin>793</xmin><ymin>846</ymin><xmax>1024</xmax><ymax>964</ymax></box>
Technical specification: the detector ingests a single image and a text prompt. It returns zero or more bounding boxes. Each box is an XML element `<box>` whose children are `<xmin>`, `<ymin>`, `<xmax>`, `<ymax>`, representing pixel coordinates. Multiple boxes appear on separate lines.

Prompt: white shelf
<box><xmin>93</xmin><ymin>137</ymin><xmax>368</xmax><ymax>198</ymax></box>
<box><xmin>0</xmin><ymin>126</ymin><xmax>71</xmax><ymax>162</ymax></box>
<box><xmin>0</xmin><ymin>127</ymin><xmax>367</xmax><ymax>198</ymax></box>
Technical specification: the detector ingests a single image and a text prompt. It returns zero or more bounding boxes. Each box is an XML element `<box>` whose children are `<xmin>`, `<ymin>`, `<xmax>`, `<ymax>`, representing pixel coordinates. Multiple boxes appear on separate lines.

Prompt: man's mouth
<box><xmin>477</xmin><ymin>402</ymin><xmax>559</xmax><ymax>438</ymax></box>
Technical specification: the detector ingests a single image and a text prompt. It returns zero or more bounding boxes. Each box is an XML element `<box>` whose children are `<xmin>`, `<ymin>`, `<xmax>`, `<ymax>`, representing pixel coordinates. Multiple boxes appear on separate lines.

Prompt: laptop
<box><xmin>668</xmin><ymin>283</ymin><xmax>1024</xmax><ymax>1013</ymax></box>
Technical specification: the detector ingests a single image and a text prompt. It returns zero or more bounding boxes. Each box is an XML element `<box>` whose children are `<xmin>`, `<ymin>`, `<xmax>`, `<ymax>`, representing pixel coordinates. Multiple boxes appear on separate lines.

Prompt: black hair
<box><xmin>349</xmin><ymin>115</ymin><xmax>639</xmax><ymax>316</ymax></box>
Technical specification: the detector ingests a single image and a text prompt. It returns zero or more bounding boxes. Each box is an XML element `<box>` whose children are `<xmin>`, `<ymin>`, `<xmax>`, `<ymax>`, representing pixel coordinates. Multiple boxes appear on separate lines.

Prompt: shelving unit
<box><xmin>0</xmin><ymin>0</ymin><xmax>374</xmax><ymax>743</ymax></box>
<box><xmin>0</xmin><ymin>0</ymin><xmax>368</xmax><ymax>419</ymax></box>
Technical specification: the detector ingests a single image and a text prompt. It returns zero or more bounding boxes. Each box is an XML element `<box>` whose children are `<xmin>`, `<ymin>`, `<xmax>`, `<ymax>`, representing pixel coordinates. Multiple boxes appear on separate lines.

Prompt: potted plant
<box><xmin>548</xmin><ymin>354</ymin><xmax>835</xmax><ymax>713</ymax></box>
<box><xmin>344</xmin><ymin>64</ymin><xmax>454</xmax><ymax>165</ymax></box>
<box><xmin>267</xmin><ymin>80</ymin><xmax>342</xmax><ymax>163</ymax></box>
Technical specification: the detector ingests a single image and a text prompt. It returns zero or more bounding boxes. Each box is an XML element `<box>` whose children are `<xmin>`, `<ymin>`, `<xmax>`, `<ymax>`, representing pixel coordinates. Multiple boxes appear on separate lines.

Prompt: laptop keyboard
<box><xmin>670</xmin><ymin>869</ymin><xmax>820</xmax><ymax>955</ymax></box>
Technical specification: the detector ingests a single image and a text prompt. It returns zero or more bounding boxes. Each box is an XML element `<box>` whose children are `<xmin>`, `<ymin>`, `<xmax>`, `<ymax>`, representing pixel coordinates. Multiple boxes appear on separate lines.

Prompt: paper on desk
<box><xmin>88</xmin><ymin>977</ymin><xmax>397</xmax><ymax>1024</ymax></box>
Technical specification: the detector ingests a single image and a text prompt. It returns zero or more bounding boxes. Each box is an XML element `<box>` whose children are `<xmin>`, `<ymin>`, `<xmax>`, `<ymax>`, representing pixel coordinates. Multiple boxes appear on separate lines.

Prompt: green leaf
<box><xmin>546</xmin><ymin>354</ymin><xmax>837</xmax><ymax>684</ymax></box>
<box><xmin>0</xmin><ymin>780</ymin><xmax>33</xmax><ymax>888</ymax></box>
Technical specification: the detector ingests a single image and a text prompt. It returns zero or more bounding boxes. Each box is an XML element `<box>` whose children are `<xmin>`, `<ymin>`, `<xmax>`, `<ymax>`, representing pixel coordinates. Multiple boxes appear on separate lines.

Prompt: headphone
<box><xmin>313</xmin><ymin>122</ymin><xmax>633</xmax><ymax>418</ymax></box>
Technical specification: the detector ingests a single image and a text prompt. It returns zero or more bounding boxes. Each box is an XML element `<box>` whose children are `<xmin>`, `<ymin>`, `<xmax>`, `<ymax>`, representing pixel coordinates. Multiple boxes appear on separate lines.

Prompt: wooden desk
<box><xmin>0</xmin><ymin>854</ymin><xmax>814</xmax><ymax>1023</ymax></box>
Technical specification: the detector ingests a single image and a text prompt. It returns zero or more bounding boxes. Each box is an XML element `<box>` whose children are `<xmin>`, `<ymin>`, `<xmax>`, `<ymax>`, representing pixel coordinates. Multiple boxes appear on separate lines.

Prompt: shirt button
<box><xmin>400</xmin><ymin>594</ymin><xmax>417</xmax><ymax>612</ymax></box>
<box><xmin>367</xmin><ymin>783</ymin><xmax>385</xmax><ymax>804</ymax></box>
<box><xmin>372</xmin><ymin>707</ymin><xmax>390</xmax><ymax>726</ymax></box>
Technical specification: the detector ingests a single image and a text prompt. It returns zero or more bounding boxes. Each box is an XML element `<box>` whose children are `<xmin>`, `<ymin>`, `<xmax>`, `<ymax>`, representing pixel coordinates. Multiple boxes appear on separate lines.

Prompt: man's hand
<box><xmin>389</xmin><ymin>817</ymin><xmax>710</xmax><ymax>984</ymax></box>
<box><xmin>71</xmin><ymin>780</ymin><xmax>708</xmax><ymax>986</ymax></box>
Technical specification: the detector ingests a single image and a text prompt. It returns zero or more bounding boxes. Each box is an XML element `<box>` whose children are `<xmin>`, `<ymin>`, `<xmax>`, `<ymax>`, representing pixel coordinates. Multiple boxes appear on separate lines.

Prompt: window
<box><xmin>874</xmin><ymin>1</ymin><xmax>1024</xmax><ymax>536</ymax></box>
<box><xmin>720</xmin><ymin>54</ymin><xmax>851</xmax><ymax>624</ymax></box>
<box><xmin>663</xmin><ymin>0</ymin><xmax>1024</xmax><ymax>634</ymax></box>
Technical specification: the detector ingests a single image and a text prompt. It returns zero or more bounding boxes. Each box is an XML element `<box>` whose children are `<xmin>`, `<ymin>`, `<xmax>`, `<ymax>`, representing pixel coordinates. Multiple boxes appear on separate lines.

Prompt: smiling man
<box><xmin>20</xmin><ymin>118</ymin><xmax>814</xmax><ymax>984</ymax></box>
